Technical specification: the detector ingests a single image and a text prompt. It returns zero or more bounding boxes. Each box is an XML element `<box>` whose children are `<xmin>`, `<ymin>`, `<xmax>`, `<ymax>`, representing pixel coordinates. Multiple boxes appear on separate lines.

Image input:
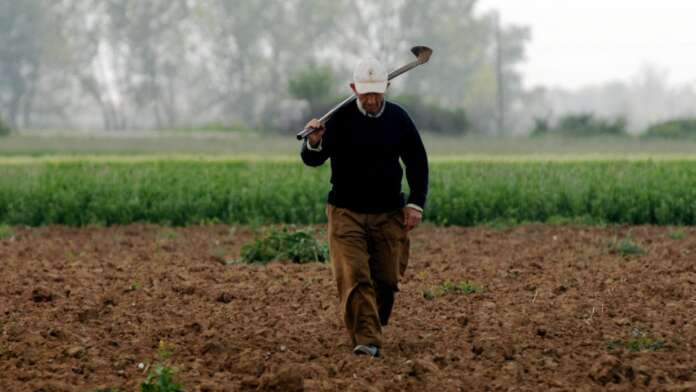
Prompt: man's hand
<box><xmin>403</xmin><ymin>206</ymin><xmax>422</xmax><ymax>232</ymax></box>
<box><xmin>305</xmin><ymin>118</ymin><xmax>325</xmax><ymax>147</ymax></box>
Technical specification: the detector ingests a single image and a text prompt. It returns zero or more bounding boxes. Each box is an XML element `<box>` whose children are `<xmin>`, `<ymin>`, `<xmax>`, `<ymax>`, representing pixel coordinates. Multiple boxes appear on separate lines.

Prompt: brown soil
<box><xmin>1</xmin><ymin>224</ymin><xmax>695</xmax><ymax>391</ymax></box>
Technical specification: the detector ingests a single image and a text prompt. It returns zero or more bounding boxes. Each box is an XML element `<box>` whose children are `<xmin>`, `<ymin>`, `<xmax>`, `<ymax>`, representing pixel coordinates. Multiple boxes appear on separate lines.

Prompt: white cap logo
<box><xmin>353</xmin><ymin>57</ymin><xmax>388</xmax><ymax>94</ymax></box>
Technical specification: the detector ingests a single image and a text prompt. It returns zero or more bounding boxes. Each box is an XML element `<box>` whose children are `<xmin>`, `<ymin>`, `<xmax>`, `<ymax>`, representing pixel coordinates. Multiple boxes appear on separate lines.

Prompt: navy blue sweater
<box><xmin>300</xmin><ymin>100</ymin><xmax>429</xmax><ymax>214</ymax></box>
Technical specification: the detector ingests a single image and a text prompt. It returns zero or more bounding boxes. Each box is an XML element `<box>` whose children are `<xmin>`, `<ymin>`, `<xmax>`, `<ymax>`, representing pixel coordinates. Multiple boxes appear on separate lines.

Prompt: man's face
<box><xmin>350</xmin><ymin>83</ymin><xmax>385</xmax><ymax>114</ymax></box>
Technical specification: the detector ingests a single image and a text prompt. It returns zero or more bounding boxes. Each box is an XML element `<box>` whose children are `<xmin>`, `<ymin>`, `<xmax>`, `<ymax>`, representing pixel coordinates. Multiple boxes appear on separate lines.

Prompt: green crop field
<box><xmin>1</xmin><ymin>156</ymin><xmax>695</xmax><ymax>226</ymax></box>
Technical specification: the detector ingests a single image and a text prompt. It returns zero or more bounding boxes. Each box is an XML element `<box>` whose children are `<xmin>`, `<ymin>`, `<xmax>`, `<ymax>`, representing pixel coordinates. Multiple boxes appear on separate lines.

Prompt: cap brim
<box><xmin>354</xmin><ymin>81</ymin><xmax>388</xmax><ymax>94</ymax></box>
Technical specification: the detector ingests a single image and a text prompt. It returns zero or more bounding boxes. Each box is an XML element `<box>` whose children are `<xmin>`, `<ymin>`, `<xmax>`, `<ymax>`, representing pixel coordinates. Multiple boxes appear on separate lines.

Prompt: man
<box><xmin>300</xmin><ymin>57</ymin><xmax>429</xmax><ymax>358</ymax></box>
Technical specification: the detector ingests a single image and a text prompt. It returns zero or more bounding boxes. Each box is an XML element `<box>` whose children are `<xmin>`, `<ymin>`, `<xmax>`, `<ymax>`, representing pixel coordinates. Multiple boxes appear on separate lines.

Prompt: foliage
<box><xmin>240</xmin><ymin>226</ymin><xmax>328</xmax><ymax>264</ymax></box>
<box><xmin>423</xmin><ymin>281</ymin><xmax>483</xmax><ymax>300</ymax></box>
<box><xmin>140</xmin><ymin>365</ymin><xmax>183</xmax><ymax>392</ymax></box>
<box><xmin>440</xmin><ymin>281</ymin><xmax>484</xmax><ymax>295</ymax></box>
<box><xmin>530</xmin><ymin>117</ymin><xmax>550</xmax><ymax>135</ymax></box>
<box><xmin>668</xmin><ymin>229</ymin><xmax>686</xmax><ymax>240</ymax></box>
<box><xmin>644</xmin><ymin>118</ymin><xmax>696</xmax><ymax>139</ymax></box>
<box><xmin>608</xmin><ymin>237</ymin><xmax>646</xmax><ymax>256</ymax></box>
<box><xmin>0</xmin><ymin>225</ymin><xmax>14</xmax><ymax>240</ymax></box>
<box><xmin>532</xmin><ymin>113</ymin><xmax>627</xmax><ymax>137</ymax></box>
<box><xmin>140</xmin><ymin>339</ymin><xmax>182</xmax><ymax>392</ymax></box>
<box><xmin>397</xmin><ymin>1</ymin><xmax>530</xmax><ymax>134</ymax></box>
<box><xmin>1</xmin><ymin>159</ymin><xmax>696</xmax><ymax>226</ymax></box>
<box><xmin>288</xmin><ymin>66</ymin><xmax>335</xmax><ymax>115</ymax></box>
<box><xmin>392</xmin><ymin>95</ymin><xmax>469</xmax><ymax>134</ymax></box>
<box><xmin>608</xmin><ymin>333</ymin><xmax>665</xmax><ymax>352</ymax></box>
<box><xmin>0</xmin><ymin>117</ymin><xmax>11</xmax><ymax>137</ymax></box>
<box><xmin>0</xmin><ymin>1</ymin><xmax>530</xmax><ymax>133</ymax></box>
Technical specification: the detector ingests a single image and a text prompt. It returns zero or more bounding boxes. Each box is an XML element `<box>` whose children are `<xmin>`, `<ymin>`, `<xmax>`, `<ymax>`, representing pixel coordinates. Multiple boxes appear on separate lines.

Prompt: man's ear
<box><xmin>350</xmin><ymin>83</ymin><xmax>357</xmax><ymax>94</ymax></box>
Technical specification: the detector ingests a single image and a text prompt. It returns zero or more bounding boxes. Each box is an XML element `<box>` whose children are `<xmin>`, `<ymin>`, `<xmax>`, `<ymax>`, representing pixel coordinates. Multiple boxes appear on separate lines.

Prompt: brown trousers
<box><xmin>326</xmin><ymin>204</ymin><xmax>410</xmax><ymax>348</ymax></box>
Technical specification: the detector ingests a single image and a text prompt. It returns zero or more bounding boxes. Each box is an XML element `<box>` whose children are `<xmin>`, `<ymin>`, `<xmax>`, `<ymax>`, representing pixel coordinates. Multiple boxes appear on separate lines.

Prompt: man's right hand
<box><xmin>305</xmin><ymin>119</ymin><xmax>325</xmax><ymax>147</ymax></box>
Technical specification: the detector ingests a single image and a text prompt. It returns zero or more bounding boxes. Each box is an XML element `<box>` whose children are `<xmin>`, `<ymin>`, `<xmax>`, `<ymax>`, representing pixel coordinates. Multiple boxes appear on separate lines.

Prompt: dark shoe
<box><xmin>353</xmin><ymin>344</ymin><xmax>380</xmax><ymax>357</ymax></box>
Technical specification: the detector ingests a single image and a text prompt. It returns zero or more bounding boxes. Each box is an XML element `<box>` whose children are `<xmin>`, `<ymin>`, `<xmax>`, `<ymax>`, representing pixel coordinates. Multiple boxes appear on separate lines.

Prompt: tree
<box><xmin>288</xmin><ymin>66</ymin><xmax>335</xmax><ymax>117</ymax></box>
<box><xmin>396</xmin><ymin>0</ymin><xmax>530</xmax><ymax>133</ymax></box>
<box><xmin>0</xmin><ymin>0</ymin><xmax>533</xmax><ymax>133</ymax></box>
<box><xmin>0</xmin><ymin>0</ymin><xmax>66</xmax><ymax>129</ymax></box>
<box><xmin>0</xmin><ymin>115</ymin><xmax>11</xmax><ymax>136</ymax></box>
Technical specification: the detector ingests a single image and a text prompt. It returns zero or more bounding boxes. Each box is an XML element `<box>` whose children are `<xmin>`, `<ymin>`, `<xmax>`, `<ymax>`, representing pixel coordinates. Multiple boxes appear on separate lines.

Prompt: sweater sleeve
<box><xmin>400</xmin><ymin>113</ymin><xmax>429</xmax><ymax>210</ymax></box>
<box><xmin>300</xmin><ymin>118</ymin><xmax>334</xmax><ymax>167</ymax></box>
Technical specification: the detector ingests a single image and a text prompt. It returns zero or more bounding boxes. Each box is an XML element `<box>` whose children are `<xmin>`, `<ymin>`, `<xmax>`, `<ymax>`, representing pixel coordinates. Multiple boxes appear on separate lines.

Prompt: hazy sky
<box><xmin>479</xmin><ymin>0</ymin><xmax>696</xmax><ymax>90</ymax></box>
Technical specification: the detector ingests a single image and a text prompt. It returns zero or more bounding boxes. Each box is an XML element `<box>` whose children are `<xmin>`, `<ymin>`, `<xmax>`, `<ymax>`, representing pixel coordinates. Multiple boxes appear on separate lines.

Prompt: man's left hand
<box><xmin>403</xmin><ymin>207</ymin><xmax>422</xmax><ymax>232</ymax></box>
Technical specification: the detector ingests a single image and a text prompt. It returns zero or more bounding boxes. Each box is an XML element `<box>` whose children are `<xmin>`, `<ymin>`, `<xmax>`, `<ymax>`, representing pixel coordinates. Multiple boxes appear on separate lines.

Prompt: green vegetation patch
<box><xmin>140</xmin><ymin>364</ymin><xmax>183</xmax><ymax>392</ymax></box>
<box><xmin>240</xmin><ymin>226</ymin><xmax>328</xmax><ymax>264</ymax></box>
<box><xmin>668</xmin><ymin>229</ymin><xmax>686</xmax><ymax>240</ymax></box>
<box><xmin>0</xmin><ymin>117</ymin><xmax>10</xmax><ymax>137</ymax></box>
<box><xmin>607</xmin><ymin>337</ymin><xmax>665</xmax><ymax>353</ymax></box>
<box><xmin>532</xmin><ymin>113</ymin><xmax>626</xmax><ymax>137</ymax></box>
<box><xmin>0</xmin><ymin>225</ymin><xmax>14</xmax><ymax>240</ymax></box>
<box><xmin>608</xmin><ymin>236</ymin><xmax>646</xmax><ymax>256</ymax></box>
<box><xmin>139</xmin><ymin>340</ymin><xmax>183</xmax><ymax>392</ymax></box>
<box><xmin>608</xmin><ymin>327</ymin><xmax>666</xmax><ymax>353</ymax></box>
<box><xmin>423</xmin><ymin>280</ymin><xmax>484</xmax><ymax>300</ymax></box>
<box><xmin>644</xmin><ymin>118</ymin><xmax>696</xmax><ymax>139</ymax></box>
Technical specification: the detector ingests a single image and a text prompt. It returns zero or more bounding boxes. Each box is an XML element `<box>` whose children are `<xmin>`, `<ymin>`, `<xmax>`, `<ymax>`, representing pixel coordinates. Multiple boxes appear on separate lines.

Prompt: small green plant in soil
<box><xmin>608</xmin><ymin>328</ymin><xmax>665</xmax><ymax>352</ymax></box>
<box><xmin>423</xmin><ymin>281</ymin><xmax>484</xmax><ymax>300</ymax></box>
<box><xmin>140</xmin><ymin>365</ymin><xmax>183</xmax><ymax>392</ymax></box>
<box><xmin>0</xmin><ymin>225</ymin><xmax>14</xmax><ymax>240</ymax></box>
<box><xmin>422</xmin><ymin>289</ymin><xmax>436</xmax><ymax>301</ymax></box>
<box><xmin>158</xmin><ymin>230</ymin><xmax>179</xmax><ymax>239</ymax></box>
<box><xmin>240</xmin><ymin>226</ymin><xmax>328</xmax><ymax>264</ymax></box>
<box><xmin>140</xmin><ymin>339</ymin><xmax>183</xmax><ymax>392</ymax></box>
<box><xmin>441</xmin><ymin>281</ymin><xmax>484</xmax><ymax>294</ymax></box>
<box><xmin>607</xmin><ymin>337</ymin><xmax>665</xmax><ymax>352</ymax></box>
<box><xmin>608</xmin><ymin>236</ymin><xmax>646</xmax><ymax>256</ymax></box>
<box><xmin>668</xmin><ymin>229</ymin><xmax>686</xmax><ymax>240</ymax></box>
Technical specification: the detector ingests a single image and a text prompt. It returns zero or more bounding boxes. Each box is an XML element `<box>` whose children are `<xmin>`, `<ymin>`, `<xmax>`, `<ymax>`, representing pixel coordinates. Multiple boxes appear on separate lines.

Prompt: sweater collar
<box><xmin>356</xmin><ymin>99</ymin><xmax>385</xmax><ymax>118</ymax></box>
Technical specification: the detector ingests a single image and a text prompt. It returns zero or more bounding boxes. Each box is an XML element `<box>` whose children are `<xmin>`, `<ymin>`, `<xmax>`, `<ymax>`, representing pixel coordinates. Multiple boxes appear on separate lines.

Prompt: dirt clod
<box><xmin>216</xmin><ymin>292</ymin><xmax>234</xmax><ymax>303</ymax></box>
<box><xmin>64</xmin><ymin>346</ymin><xmax>85</xmax><ymax>358</ymax></box>
<box><xmin>31</xmin><ymin>288</ymin><xmax>53</xmax><ymax>303</ymax></box>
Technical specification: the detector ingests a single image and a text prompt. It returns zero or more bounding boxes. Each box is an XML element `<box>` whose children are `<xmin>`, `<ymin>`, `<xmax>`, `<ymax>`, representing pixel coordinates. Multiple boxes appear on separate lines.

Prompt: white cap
<box><xmin>353</xmin><ymin>57</ymin><xmax>388</xmax><ymax>94</ymax></box>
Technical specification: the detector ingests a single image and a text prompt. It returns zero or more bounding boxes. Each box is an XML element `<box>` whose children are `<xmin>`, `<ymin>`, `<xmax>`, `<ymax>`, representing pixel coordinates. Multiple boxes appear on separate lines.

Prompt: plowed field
<box><xmin>1</xmin><ymin>224</ymin><xmax>695</xmax><ymax>391</ymax></box>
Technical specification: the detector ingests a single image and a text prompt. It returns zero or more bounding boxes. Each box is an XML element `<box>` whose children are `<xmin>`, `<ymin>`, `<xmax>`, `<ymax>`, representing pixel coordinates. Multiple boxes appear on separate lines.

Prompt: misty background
<box><xmin>1</xmin><ymin>0</ymin><xmax>695</xmax><ymax>138</ymax></box>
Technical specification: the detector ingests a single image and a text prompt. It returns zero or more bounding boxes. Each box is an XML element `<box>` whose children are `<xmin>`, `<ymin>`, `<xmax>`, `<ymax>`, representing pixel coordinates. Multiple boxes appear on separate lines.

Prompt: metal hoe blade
<box><xmin>412</xmin><ymin>46</ymin><xmax>433</xmax><ymax>64</ymax></box>
<box><xmin>296</xmin><ymin>46</ymin><xmax>434</xmax><ymax>140</ymax></box>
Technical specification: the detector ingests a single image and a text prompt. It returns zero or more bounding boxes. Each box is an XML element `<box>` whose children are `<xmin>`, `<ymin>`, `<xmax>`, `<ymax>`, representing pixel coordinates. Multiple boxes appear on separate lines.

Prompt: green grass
<box><xmin>138</xmin><ymin>340</ymin><xmax>183</xmax><ymax>392</ymax></box>
<box><xmin>0</xmin><ymin>225</ymin><xmax>13</xmax><ymax>240</ymax></box>
<box><xmin>608</xmin><ymin>237</ymin><xmax>646</xmax><ymax>256</ymax></box>
<box><xmin>423</xmin><ymin>280</ymin><xmax>484</xmax><ymax>300</ymax></box>
<box><xmin>140</xmin><ymin>365</ymin><xmax>183</xmax><ymax>392</ymax></box>
<box><xmin>608</xmin><ymin>337</ymin><xmax>665</xmax><ymax>352</ymax></box>
<box><xmin>668</xmin><ymin>229</ymin><xmax>687</xmax><ymax>239</ymax></box>
<box><xmin>240</xmin><ymin>226</ymin><xmax>328</xmax><ymax>264</ymax></box>
<box><xmin>1</xmin><ymin>159</ymin><xmax>696</xmax><ymax>226</ymax></box>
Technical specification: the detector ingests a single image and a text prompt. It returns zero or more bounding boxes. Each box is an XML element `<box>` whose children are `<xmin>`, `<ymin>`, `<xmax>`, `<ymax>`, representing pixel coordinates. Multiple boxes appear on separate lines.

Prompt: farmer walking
<box><xmin>300</xmin><ymin>57</ymin><xmax>429</xmax><ymax>357</ymax></box>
